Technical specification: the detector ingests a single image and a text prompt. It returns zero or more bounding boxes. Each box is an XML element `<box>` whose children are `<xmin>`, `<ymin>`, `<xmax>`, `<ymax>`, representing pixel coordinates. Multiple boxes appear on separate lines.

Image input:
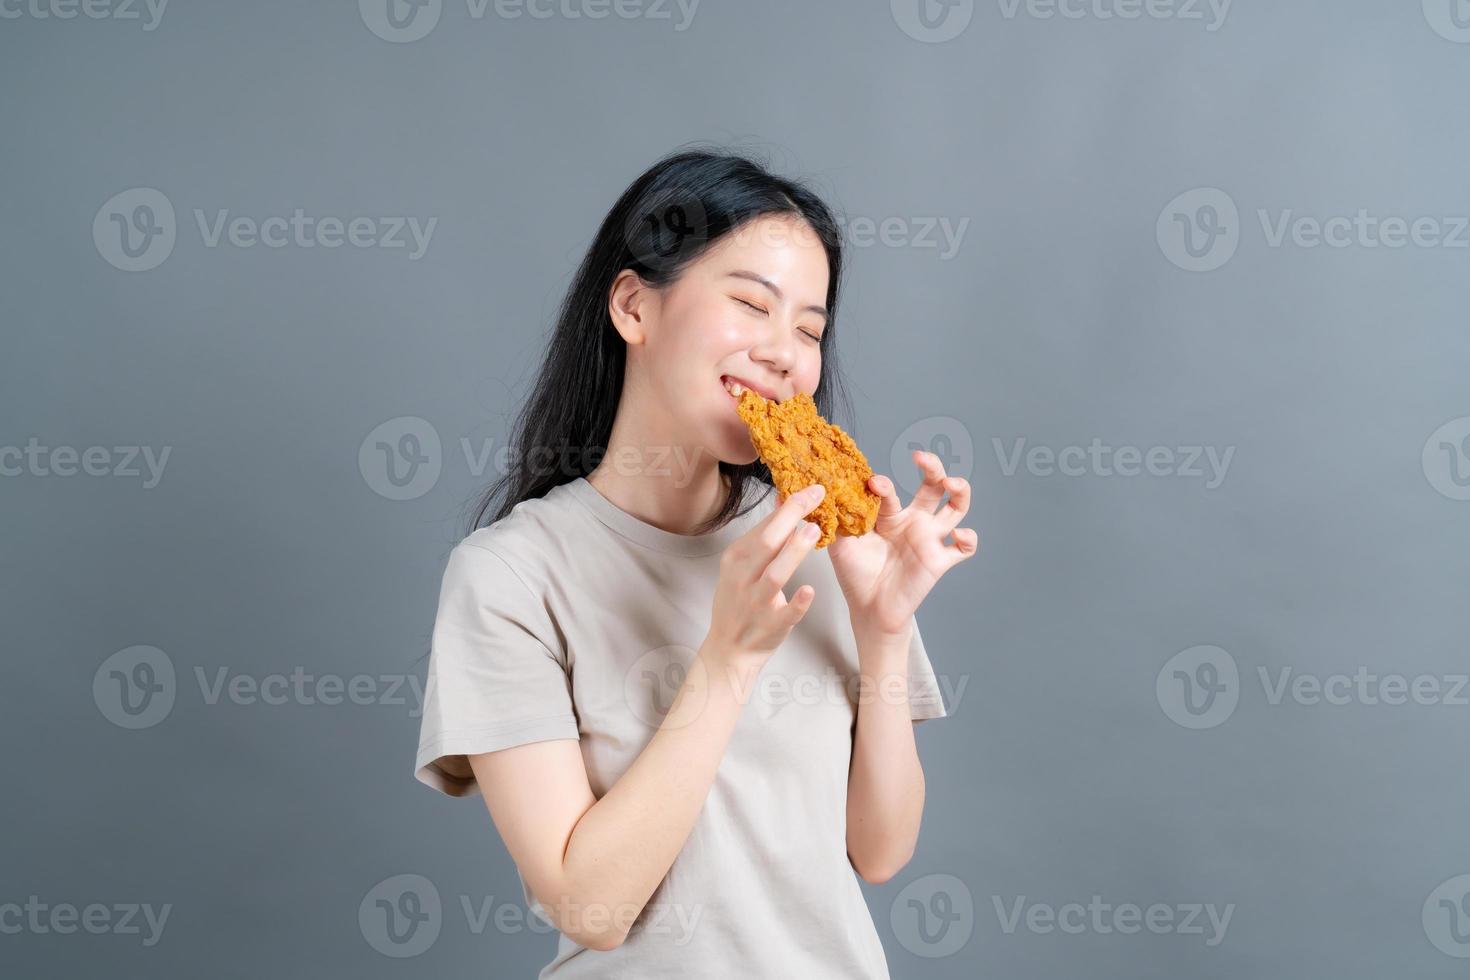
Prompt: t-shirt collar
<box><xmin>562</xmin><ymin>477</ymin><xmax>774</xmax><ymax>556</ymax></box>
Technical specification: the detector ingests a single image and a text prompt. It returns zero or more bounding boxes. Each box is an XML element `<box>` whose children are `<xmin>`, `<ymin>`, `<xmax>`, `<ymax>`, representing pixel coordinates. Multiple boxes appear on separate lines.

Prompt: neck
<box><xmin>585</xmin><ymin>379</ymin><xmax>728</xmax><ymax>535</ymax></box>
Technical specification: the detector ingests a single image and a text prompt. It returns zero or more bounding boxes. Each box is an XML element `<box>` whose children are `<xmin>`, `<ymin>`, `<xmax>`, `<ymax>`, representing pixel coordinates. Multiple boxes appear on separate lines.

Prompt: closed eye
<box><xmin>734</xmin><ymin>297</ymin><xmax>822</xmax><ymax>343</ymax></box>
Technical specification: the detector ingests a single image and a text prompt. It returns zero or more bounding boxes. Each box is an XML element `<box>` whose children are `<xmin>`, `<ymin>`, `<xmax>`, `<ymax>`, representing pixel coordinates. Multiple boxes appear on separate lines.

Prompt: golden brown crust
<box><xmin>735</xmin><ymin>389</ymin><xmax>880</xmax><ymax>549</ymax></box>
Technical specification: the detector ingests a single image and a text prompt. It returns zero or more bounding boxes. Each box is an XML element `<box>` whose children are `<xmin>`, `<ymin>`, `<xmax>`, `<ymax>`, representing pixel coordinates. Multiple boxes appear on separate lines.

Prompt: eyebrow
<box><xmin>724</xmin><ymin>270</ymin><xmax>829</xmax><ymax>325</ymax></box>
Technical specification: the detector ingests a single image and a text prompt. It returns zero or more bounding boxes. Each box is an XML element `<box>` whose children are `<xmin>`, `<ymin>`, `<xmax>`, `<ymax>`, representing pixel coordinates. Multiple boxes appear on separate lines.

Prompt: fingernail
<box><xmin>803</xmin><ymin>522</ymin><xmax>820</xmax><ymax>539</ymax></box>
<box><xmin>808</xmin><ymin>484</ymin><xmax>825</xmax><ymax>499</ymax></box>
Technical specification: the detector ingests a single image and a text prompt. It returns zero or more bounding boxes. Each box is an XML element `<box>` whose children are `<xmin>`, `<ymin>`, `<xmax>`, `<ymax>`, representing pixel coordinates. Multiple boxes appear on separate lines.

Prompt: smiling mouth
<box><xmin>721</xmin><ymin>375</ymin><xmax>776</xmax><ymax>401</ymax></box>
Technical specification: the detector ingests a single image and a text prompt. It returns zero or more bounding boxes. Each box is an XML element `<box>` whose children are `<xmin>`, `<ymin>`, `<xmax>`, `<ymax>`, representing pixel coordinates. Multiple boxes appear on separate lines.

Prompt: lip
<box><xmin>720</xmin><ymin>374</ymin><xmax>783</xmax><ymax>402</ymax></box>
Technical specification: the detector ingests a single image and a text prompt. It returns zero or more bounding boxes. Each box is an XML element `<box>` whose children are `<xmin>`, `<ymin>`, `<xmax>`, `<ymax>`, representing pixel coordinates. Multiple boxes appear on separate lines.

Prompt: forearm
<box><xmin>559</xmin><ymin>640</ymin><xmax>754</xmax><ymax>945</ymax></box>
<box><xmin>846</xmin><ymin>623</ymin><xmax>926</xmax><ymax>883</ymax></box>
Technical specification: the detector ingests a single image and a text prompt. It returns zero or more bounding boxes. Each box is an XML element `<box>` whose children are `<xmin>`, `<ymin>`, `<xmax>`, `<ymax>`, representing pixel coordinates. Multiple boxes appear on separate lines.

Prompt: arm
<box><xmin>464</xmin><ymin>483</ymin><xmax>827</xmax><ymax>950</ymax></box>
<box><xmin>845</xmin><ymin>621</ymin><xmax>926</xmax><ymax>884</ymax></box>
<box><xmin>468</xmin><ymin>641</ymin><xmax>755</xmax><ymax>951</ymax></box>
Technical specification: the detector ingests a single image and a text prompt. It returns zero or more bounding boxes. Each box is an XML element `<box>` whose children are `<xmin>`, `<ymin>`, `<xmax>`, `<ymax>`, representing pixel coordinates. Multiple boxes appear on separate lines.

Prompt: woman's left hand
<box><xmin>827</xmin><ymin>449</ymin><xmax>979</xmax><ymax>638</ymax></box>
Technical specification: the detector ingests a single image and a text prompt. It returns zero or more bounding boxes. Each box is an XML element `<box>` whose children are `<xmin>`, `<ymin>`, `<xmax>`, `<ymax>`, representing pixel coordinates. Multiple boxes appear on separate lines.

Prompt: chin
<box><xmin>706</xmin><ymin>429</ymin><xmax>760</xmax><ymax>467</ymax></box>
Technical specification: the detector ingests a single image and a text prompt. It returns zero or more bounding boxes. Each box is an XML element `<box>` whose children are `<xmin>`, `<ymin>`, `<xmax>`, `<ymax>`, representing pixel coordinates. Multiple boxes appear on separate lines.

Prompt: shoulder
<box><xmin>448</xmin><ymin>481</ymin><xmax>592</xmax><ymax>586</ymax></box>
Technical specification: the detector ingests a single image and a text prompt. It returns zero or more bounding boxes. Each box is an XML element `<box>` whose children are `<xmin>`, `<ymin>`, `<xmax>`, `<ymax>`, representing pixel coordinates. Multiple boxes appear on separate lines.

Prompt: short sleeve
<box><xmin>906</xmin><ymin>616</ymin><xmax>950</xmax><ymax>723</ymax></box>
<box><xmin>414</xmin><ymin>541</ymin><xmax>580</xmax><ymax>798</ymax></box>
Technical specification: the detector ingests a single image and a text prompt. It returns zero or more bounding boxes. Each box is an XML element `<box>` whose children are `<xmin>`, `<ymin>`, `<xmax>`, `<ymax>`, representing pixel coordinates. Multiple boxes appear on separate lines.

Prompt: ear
<box><xmin>608</xmin><ymin>269</ymin><xmax>652</xmax><ymax>346</ymax></box>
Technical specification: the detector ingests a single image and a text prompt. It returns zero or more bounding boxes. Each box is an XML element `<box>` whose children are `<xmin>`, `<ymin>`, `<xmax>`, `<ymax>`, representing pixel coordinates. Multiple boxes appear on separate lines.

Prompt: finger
<box><xmin>779</xmin><ymin>582</ymin><xmax>817</xmax><ymax>628</ymax></box>
<box><xmin>754</xmin><ymin>519</ymin><xmax>821</xmax><ymax>603</ymax></box>
<box><xmin>749</xmin><ymin>483</ymin><xmax>825</xmax><ymax>564</ymax></box>
<box><xmin>934</xmin><ymin>476</ymin><xmax>971</xmax><ymax>534</ymax></box>
<box><xmin>941</xmin><ymin>527</ymin><xmax>979</xmax><ymax>570</ymax></box>
<box><xmin>909</xmin><ymin>450</ymin><xmax>949</xmax><ymax>513</ymax></box>
<box><xmin>867</xmin><ymin>474</ymin><xmax>904</xmax><ymax>525</ymax></box>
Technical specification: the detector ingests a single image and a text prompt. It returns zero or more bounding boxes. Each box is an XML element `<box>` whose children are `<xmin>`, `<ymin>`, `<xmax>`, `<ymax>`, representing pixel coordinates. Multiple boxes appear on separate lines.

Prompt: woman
<box><xmin>413</xmin><ymin>147</ymin><xmax>977</xmax><ymax>978</ymax></box>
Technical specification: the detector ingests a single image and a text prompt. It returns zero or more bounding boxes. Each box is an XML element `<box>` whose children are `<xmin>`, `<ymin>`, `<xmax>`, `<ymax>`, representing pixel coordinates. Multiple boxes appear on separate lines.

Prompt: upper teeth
<box><xmin>724</xmin><ymin>378</ymin><xmax>748</xmax><ymax>396</ymax></box>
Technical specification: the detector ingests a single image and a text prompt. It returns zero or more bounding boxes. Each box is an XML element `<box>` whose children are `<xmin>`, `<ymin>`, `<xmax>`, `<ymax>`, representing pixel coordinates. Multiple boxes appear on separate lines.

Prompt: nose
<box><xmin>748</xmin><ymin>323</ymin><xmax>797</xmax><ymax>378</ymax></box>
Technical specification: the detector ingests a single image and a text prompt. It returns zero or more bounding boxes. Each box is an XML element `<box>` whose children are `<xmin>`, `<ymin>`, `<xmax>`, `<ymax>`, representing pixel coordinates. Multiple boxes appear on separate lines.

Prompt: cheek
<box><xmin>796</xmin><ymin>350</ymin><xmax>823</xmax><ymax>394</ymax></box>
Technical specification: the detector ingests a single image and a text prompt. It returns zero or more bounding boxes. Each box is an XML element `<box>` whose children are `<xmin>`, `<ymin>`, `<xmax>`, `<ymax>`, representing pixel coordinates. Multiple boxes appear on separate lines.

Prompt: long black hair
<box><xmin>466</xmin><ymin>144</ymin><xmax>856</xmax><ymax>538</ymax></box>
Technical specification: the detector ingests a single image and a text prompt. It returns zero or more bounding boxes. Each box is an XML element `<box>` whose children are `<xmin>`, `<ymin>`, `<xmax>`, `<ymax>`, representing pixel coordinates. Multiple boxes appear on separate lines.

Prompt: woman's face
<box><xmin>621</xmin><ymin>213</ymin><xmax>831</xmax><ymax>467</ymax></box>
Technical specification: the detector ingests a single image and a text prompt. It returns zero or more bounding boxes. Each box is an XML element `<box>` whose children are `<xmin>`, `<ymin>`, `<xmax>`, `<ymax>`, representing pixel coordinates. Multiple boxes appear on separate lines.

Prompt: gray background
<box><xmin>3</xmin><ymin>0</ymin><xmax>1468</xmax><ymax>976</ymax></box>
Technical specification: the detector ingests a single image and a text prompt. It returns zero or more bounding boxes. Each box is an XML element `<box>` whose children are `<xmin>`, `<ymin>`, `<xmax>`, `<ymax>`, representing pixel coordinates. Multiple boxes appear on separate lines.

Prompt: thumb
<box><xmin>870</xmin><ymin>474</ymin><xmax>903</xmax><ymax>523</ymax></box>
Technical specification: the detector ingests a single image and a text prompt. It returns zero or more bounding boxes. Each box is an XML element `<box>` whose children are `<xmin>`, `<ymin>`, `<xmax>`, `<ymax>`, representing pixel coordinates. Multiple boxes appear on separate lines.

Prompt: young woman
<box><xmin>413</xmin><ymin>148</ymin><xmax>977</xmax><ymax>978</ymax></box>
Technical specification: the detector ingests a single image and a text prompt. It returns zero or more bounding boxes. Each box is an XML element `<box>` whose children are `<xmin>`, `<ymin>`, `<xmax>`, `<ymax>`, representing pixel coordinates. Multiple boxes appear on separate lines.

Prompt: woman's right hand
<box><xmin>705</xmin><ymin>482</ymin><xmax>827</xmax><ymax>673</ymax></box>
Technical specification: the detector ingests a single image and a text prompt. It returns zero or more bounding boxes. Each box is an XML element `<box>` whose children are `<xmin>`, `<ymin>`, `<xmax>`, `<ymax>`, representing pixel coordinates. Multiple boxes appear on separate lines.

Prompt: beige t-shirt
<box><xmin>414</xmin><ymin>476</ymin><xmax>948</xmax><ymax>979</ymax></box>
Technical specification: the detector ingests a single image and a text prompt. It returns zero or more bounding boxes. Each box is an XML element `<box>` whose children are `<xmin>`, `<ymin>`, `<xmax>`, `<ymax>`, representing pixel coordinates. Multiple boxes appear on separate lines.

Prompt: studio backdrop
<box><xmin>3</xmin><ymin>1</ymin><xmax>1468</xmax><ymax>977</ymax></box>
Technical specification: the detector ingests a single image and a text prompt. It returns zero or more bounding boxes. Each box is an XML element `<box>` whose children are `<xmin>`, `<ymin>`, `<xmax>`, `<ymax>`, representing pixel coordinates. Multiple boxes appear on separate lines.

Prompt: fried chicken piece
<box><xmin>736</xmin><ymin>389</ymin><xmax>880</xmax><ymax>549</ymax></box>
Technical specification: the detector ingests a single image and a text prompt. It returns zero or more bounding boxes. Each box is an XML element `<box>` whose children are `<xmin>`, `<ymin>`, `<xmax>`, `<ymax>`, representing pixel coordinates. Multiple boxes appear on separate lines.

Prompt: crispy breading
<box><xmin>736</xmin><ymin>389</ymin><xmax>880</xmax><ymax>549</ymax></box>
